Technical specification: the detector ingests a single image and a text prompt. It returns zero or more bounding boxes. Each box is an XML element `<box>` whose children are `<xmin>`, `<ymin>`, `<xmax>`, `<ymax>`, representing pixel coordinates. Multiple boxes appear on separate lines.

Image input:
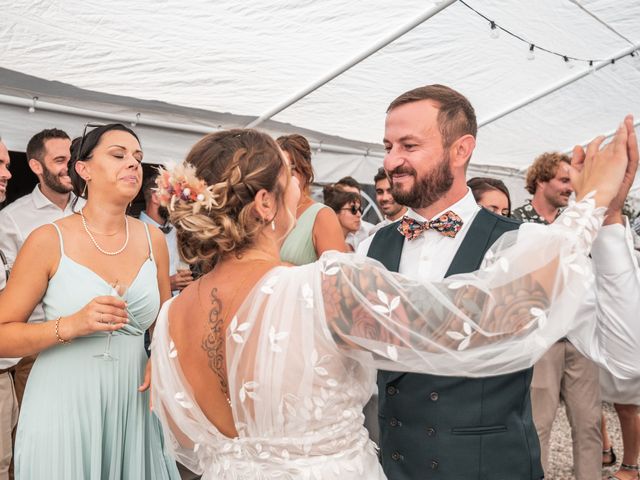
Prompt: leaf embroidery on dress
<box><xmin>322</xmin><ymin>259</ymin><xmax>340</xmax><ymax>276</ymax></box>
<box><xmin>168</xmin><ymin>340</ymin><xmax>178</xmax><ymax>358</ymax></box>
<box><xmin>301</xmin><ymin>283</ymin><xmax>314</xmax><ymax>309</ymax></box>
<box><xmin>446</xmin><ymin>322</ymin><xmax>474</xmax><ymax>351</ymax></box>
<box><xmin>229</xmin><ymin>315</ymin><xmax>251</xmax><ymax>344</ymax></box>
<box><xmin>529</xmin><ymin>307</ymin><xmax>547</xmax><ymax>329</ymax></box>
<box><xmin>260</xmin><ymin>275</ymin><xmax>280</xmax><ymax>295</ymax></box>
<box><xmin>174</xmin><ymin>391</ymin><xmax>194</xmax><ymax>409</ymax></box>
<box><xmin>269</xmin><ymin>326</ymin><xmax>289</xmax><ymax>353</ymax></box>
<box><xmin>239</xmin><ymin>381</ymin><xmax>259</xmax><ymax>403</ymax></box>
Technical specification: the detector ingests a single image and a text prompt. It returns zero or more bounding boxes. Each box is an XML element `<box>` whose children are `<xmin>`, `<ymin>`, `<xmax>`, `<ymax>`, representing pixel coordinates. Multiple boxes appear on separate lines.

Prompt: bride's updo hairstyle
<box><xmin>168</xmin><ymin>129</ymin><xmax>287</xmax><ymax>270</ymax></box>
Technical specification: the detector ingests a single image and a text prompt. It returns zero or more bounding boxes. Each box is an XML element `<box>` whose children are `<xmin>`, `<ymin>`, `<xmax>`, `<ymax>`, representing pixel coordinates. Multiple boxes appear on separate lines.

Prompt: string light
<box><xmin>489</xmin><ymin>20</ymin><xmax>499</xmax><ymax>39</ymax></box>
<box><xmin>131</xmin><ymin>112</ymin><xmax>141</xmax><ymax>127</ymax></box>
<box><xmin>28</xmin><ymin>96</ymin><xmax>38</xmax><ymax>114</ymax></box>
<box><xmin>459</xmin><ymin>0</ymin><xmax>637</xmax><ymax>72</ymax></box>
<box><xmin>610</xmin><ymin>58</ymin><xmax>617</xmax><ymax>72</ymax></box>
<box><xmin>527</xmin><ymin>44</ymin><xmax>535</xmax><ymax>61</ymax></box>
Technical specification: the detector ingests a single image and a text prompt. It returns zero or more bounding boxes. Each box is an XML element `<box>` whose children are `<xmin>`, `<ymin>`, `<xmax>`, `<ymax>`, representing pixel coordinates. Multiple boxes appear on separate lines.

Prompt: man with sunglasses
<box><xmin>0</xmin><ymin>128</ymin><xmax>83</xmax><ymax>416</ymax></box>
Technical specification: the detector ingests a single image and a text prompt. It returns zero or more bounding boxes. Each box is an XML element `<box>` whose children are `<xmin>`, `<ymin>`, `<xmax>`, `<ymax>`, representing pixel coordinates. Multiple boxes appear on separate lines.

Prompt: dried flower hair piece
<box><xmin>155</xmin><ymin>162</ymin><xmax>218</xmax><ymax>213</ymax></box>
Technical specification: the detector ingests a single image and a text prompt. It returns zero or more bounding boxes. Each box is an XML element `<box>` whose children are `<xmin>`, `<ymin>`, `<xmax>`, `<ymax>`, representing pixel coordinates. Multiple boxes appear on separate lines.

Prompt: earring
<box><xmin>81</xmin><ymin>183</ymin><xmax>87</xmax><ymax>197</ymax></box>
<box><xmin>271</xmin><ymin>220</ymin><xmax>276</xmax><ymax>231</ymax></box>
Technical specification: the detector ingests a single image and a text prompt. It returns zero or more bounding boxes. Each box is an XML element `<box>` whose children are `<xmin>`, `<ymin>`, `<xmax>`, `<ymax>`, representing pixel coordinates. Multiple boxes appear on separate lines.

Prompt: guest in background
<box><xmin>139</xmin><ymin>174</ymin><xmax>193</xmax><ymax>294</ymax></box>
<box><xmin>467</xmin><ymin>176</ymin><xmax>511</xmax><ymax>216</ymax></box>
<box><xmin>334</xmin><ymin>176</ymin><xmax>374</xmax><ymax>250</ymax></box>
<box><xmin>513</xmin><ymin>151</ymin><xmax>600</xmax><ymax>479</ymax></box>
<box><xmin>0</xmin><ymin>124</ymin><xmax>179</xmax><ymax>479</ymax></box>
<box><xmin>277</xmin><ymin>134</ymin><xmax>346</xmax><ymax>265</ymax></box>
<box><xmin>369</xmin><ymin>167</ymin><xmax>407</xmax><ymax>236</ymax></box>
<box><xmin>323</xmin><ymin>185</ymin><xmax>362</xmax><ymax>251</ymax></box>
<box><xmin>0</xmin><ymin>128</ymin><xmax>80</xmax><ymax>411</ymax></box>
<box><xmin>0</xmin><ymin>137</ymin><xmax>17</xmax><ymax>480</ymax></box>
<box><xmin>512</xmin><ymin>152</ymin><xmax>572</xmax><ymax>223</ymax></box>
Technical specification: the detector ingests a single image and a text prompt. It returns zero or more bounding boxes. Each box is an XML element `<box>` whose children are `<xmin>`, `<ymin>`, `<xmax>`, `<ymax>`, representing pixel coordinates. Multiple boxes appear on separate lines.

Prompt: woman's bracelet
<box><xmin>55</xmin><ymin>317</ymin><xmax>71</xmax><ymax>345</ymax></box>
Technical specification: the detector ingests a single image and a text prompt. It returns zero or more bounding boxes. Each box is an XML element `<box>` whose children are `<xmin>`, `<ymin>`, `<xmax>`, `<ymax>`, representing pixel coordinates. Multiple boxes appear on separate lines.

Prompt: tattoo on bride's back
<box><xmin>202</xmin><ymin>287</ymin><xmax>229</xmax><ymax>396</ymax></box>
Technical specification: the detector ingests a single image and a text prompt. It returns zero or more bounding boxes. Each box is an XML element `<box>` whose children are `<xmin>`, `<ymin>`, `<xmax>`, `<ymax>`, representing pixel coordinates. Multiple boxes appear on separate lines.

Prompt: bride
<box><xmin>151</xmin><ymin>125</ymin><xmax>631</xmax><ymax>479</ymax></box>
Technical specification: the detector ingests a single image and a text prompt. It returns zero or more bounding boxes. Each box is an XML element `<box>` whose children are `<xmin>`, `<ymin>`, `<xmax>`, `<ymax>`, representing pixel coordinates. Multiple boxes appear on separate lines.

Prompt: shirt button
<box><xmin>430</xmin><ymin>392</ymin><xmax>439</xmax><ymax>401</ymax></box>
<box><xmin>426</xmin><ymin>427</ymin><xmax>436</xmax><ymax>437</ymax></box>
<box><xmin>387</xmin><ymin>386</ymin><xmax>398</xmax><ymax>396</ymax></box>
<box><xmin>431</xmin><ymin>460</ymin><xmax>439</xmax><ymax>470</ymax></box>
<box><xmin>391</xmin><ymin>451</ymin><xmax>403</xmax><ymax>461</ymax></box>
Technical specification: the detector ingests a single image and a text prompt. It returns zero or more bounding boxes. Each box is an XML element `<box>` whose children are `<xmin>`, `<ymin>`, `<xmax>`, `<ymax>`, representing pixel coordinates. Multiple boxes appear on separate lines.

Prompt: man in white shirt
<box><xmin>357</xmin><ymin>84</ymin><xmax>640</xmax><ymax>480</ymax></box>
<box><xmin>369</xmin><ymin>167</ymin><xmax>408</xmax><ymax>236</ymax></box>
<box><xmin>0</xmin><ymin>138</ymin><xmax>17</xmax><ymax>480</ymax></box>
<box><xmin>0</xmin><ymin>128</ymin><xmax>82</xmax><ymax>412</ymax></box>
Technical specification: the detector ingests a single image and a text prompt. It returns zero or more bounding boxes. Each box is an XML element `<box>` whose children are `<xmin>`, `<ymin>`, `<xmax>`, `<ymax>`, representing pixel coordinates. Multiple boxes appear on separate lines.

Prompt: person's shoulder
<box><xmin>0</xmin><ymin>193</ymin><xmax>34</xmax><ymax>217</ymax></box>
<box><xmin>24</xmin><ymin>223</ymin><xmax>60</xmax><ymax>248</ymax></box>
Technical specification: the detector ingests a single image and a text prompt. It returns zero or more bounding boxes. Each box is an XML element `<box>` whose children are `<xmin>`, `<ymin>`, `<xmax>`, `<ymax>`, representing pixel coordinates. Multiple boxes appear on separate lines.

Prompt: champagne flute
<box><xmin>94</xmin><ymin>281</ymin><xmax>127</xmax><ymax>361</ymax></box>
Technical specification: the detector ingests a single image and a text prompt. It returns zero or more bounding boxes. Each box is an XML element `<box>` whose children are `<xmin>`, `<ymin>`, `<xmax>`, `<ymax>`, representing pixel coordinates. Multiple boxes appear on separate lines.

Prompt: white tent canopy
<box><xmin>1</xmin><ymin>0</ymin><xmax>639</xmax><ymax>209</ymax></box>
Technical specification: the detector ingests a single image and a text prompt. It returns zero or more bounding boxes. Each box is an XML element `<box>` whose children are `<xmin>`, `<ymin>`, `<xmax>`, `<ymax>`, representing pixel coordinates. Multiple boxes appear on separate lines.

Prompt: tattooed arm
<box><xmin>319</xmin><ymin>198</ymin><xmax>602</xmax><ymax>377</ymax></box>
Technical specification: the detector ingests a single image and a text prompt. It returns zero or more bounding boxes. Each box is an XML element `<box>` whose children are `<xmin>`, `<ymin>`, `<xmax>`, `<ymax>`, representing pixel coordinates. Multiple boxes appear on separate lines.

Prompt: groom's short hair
<box><xmin>387</xmin><ymin>84</ymin><xmax>477</xmax><ymax>149</ymax></box>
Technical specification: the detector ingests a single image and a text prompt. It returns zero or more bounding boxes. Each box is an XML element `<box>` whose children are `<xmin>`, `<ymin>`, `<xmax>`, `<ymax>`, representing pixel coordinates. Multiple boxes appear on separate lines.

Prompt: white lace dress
<box><xmin>151</xmin><ymin>196</ymin><xmax>622</xmax><ymax>479</ymax></box>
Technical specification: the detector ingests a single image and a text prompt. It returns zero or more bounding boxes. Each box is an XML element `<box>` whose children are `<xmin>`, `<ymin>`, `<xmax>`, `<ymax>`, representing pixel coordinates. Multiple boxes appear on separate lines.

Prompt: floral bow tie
<box><xmin>397</xmin><ymin>211</ymin><xmax>464</xmax><ymax>240</ymax></box>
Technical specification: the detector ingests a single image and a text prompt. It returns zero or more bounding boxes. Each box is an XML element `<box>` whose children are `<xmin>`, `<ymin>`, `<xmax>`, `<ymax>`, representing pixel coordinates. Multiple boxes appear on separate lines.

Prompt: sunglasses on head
<box><xmin>74</xmin><ymin>122</ymin><xmax>105</xmax><ymax>162</ymax></box>
<box><xmin>341</xmin><ymin>205</ymin><xmax>363</xmax><ymax>215</ymax></box>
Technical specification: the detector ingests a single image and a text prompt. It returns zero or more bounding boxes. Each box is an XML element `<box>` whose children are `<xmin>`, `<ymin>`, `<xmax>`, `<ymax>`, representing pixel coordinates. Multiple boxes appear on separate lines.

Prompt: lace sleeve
<box><xmin>321</xmin><ymin>194</ymin><xmax>606</xmax><ymax>377</ymax></box>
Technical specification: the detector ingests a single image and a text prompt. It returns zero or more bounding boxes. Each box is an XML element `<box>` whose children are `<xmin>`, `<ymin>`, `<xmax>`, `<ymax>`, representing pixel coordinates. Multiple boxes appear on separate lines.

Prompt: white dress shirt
<box><xmin>0</xmin><ymin>185</ymin><xmax>82</xmax><ymax>369</ymax></box>
<box><xmin>358</xmin><ymin>189</ymin><xmax>640</xmax><ymax>379</ymax></box>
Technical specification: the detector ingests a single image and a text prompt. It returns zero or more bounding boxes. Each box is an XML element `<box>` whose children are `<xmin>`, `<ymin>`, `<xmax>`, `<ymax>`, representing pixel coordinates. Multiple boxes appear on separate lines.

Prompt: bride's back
<box><xmin>168</xmin><ymin>260</ymin><xmax>279</xmax><ymax>438</ymax></box>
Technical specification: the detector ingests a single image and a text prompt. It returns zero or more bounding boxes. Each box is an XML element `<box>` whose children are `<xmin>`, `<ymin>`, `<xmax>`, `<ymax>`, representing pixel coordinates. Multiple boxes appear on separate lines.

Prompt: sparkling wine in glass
<box><xmin>94</xmin><ymin>281</ymin><xmax>127</xmax><ymax>361</ymax></box>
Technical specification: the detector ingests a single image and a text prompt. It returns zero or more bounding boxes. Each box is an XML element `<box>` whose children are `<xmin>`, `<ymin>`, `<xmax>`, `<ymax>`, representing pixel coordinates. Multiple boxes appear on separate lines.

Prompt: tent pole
<box><xmin>478</xmin><ymin>43</ymin><xmax>640</xmax><ymax>129</ymax></box>
<box><xmin>245</xmin><ymin>0</ymin><xmax>457</xmax><ymax>128</ymax></box>
<box><xmin>0</xmin><ymin>93</ymin><xmax>383</xmax><ymax>158</ymax></box>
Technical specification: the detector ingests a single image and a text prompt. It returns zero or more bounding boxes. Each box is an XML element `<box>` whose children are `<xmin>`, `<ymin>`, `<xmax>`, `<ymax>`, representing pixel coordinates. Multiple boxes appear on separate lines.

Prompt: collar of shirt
<box><xmin>139</xmin><ymin>210</ymin><xmax>161</xmax><ymax>228</ymax></box>
<box><xmin>31</xmin><ymin>184</ymin><xmax>77</xmax><ymax>213</ymax></box>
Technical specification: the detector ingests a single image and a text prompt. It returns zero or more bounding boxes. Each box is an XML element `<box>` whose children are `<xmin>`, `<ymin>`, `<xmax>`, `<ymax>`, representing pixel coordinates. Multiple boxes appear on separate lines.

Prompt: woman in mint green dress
<box><xmin>0</xmin><ymin>124</ymin><xmax>179</xmax><ymax>479</ymax></box>
<box><xmin>277</xmin><ymin>134</ymin><xmax>347</xmax><ymax>265</ymax></box>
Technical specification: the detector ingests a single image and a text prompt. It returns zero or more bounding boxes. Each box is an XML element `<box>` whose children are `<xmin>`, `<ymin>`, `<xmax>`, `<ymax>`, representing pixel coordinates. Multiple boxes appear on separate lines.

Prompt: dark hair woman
<box><xmin>0</xmin><ymin>123</ymin><xmax>179</xmax><ymax>479</ymax></box>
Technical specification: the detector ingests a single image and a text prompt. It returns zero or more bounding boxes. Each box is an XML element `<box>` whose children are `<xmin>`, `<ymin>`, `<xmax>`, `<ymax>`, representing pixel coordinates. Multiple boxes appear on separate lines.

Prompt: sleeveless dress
<box><xmin>280</xmin><ymin>203</ymin><xmax>326</xmax><ymax>266</ymax></box>
<box><xmin>15</xmin><ymin>223</ymin><xmax>179</xmax><ymax>480</ymax></box>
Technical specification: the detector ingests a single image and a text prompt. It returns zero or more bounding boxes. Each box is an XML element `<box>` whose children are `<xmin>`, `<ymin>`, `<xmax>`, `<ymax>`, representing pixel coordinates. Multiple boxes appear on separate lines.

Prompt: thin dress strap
<box><xmin>142</xmin><ymin>222</ymin><xmax>155</xmax><ymax>262</ymax></box>
<box><xmin>50</xmin><ymin>222</ymin><xmax>65</xmax><ymax>256</ymax></box>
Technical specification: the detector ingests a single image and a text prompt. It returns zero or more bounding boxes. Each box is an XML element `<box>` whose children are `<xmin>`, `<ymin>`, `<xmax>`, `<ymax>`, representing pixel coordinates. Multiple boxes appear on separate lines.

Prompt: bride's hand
<box><xmin>570</xmin><ymin>119</ymin><xmax>630</xmax><ymax>208</ymax></box>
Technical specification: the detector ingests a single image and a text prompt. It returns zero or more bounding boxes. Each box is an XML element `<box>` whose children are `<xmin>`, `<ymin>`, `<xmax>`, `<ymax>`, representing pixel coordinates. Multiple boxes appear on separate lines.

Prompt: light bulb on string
<box><xmin>564</xmin><ymin>56</ymin><xmax>574</xmax><ymax>69</ymax></box>
<box><xmin>527</xmin><ymin>44</ymin><xmax>535</xmax><ymax>61</ymax></box>
<box><xmin>610</xmin><ymin>58</ymin><xmax>617</xmax><ymax>72</ymax></box>
<box><xmin>489</xmin><ymin>21</ymin><xmax>499</xmax><ymax>39</ymax></box>
<box><xmin>131</xmin><ymin>112</ymin><xmax>141</xmax><ymax>128</ymax></box>
<box><xmin>28</xmin><ymin>96</ymin><xmax>38</xmax><ymax>114</ymax></box>
<box><xmin>589</xmin><ymin>60</ymin><xmax>597</xmax><ymax>74</ymax></box>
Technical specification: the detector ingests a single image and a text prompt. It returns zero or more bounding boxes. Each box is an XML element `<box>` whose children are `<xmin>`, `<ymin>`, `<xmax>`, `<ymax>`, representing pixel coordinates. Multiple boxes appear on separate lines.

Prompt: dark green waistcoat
<box><xmin>367</xmin><ymin>209</ymin><xmax>543</xmax><ymax>480</ymax></box>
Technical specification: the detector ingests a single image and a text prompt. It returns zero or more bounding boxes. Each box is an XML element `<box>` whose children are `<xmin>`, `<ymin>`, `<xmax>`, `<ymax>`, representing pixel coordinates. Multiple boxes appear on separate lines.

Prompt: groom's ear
<box><xmin>449</xmin><ymin>134</ymin><xmax>476</xmax><ymax>169</ymax></box>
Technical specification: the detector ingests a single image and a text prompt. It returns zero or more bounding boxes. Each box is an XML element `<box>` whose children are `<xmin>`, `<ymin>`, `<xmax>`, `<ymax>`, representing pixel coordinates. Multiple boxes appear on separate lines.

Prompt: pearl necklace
<box><xmin>81</xmin><ymin>209</ymin><xmax>129</xmax><ymax>256</ymax></box>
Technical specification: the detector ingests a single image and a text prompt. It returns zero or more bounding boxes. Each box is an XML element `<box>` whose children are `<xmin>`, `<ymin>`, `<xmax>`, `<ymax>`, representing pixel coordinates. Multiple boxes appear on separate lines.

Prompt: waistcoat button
<box><xmin>387</xmin><ymin>385</ymin><xmax>398</xmax><ymax>396</ymax></box>
<box><xmin>430</xmin><ymin>391</ymin><xmax>439</xmax><ymax>401</ymax></box>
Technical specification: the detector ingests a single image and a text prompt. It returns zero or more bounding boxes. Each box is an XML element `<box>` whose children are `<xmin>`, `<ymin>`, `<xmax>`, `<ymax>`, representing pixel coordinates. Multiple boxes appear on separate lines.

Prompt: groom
<box><xmin>357</xmin><ymin>84</ymin><xmax>640</xmax><ymax>479</ymax></box>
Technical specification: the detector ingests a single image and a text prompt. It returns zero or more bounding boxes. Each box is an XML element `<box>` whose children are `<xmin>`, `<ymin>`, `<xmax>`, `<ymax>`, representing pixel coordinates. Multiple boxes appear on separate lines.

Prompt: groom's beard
<box><xmin>389</xmin><ymin>155</ymin><xmax>454</xmax><ymax>209</ymax></box>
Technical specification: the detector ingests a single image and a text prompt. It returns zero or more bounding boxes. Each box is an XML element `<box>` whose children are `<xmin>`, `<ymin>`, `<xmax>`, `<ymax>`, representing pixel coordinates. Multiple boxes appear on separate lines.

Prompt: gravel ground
<box><xmin>547</xmin><ymin>402</ymin><xmax>633</xmax><ymax>480</ymax></box>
